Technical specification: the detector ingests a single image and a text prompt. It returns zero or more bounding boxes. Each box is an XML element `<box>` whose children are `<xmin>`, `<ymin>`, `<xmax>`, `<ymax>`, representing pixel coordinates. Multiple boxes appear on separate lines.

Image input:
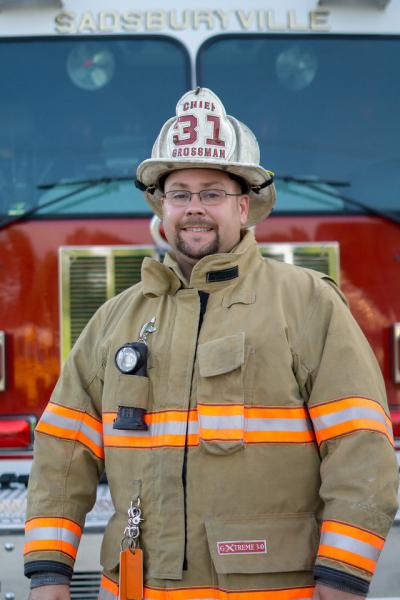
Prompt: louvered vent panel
<box><xmin>114</xmin><ymin>254</ymin><xmax>147</xmax><ymax>295</ymax></box>
<box><xmin>293</xmin><ymin>251</ymin><xmax>330</xmax><ymax>274</ymax></box>
<box><xmin>70</xmin><ymin>256</ymin><xmax>108</xmax><ymax>346</ymax></box>
<box><xmin>259</xmin><ymin>243</ymin><xmax>339</xmax><ymax>282</ymax></box>
<box><xmin>70</xmin><ymin>571</ymin><xmax>101</xmax><ymax>599</ymax></box>
<box><xmin>60</xmin><ymin>246</ymin><xmax>156</xmax><ymax>364</ymax></box>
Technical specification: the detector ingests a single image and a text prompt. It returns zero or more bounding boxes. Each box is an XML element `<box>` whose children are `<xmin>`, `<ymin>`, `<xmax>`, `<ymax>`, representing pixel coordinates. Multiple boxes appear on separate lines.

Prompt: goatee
<box><xmin>175</xmin><ymin>221</ymin><xmax>220</xmax><ymax>260</ymax></box>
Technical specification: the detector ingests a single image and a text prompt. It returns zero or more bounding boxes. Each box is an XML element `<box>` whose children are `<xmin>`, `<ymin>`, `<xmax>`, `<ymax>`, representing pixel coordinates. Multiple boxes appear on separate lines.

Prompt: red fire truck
<box><xmin>0</xmin><ymin>0</ymin><xmax>399</xmax><ymax>596</ymax></box>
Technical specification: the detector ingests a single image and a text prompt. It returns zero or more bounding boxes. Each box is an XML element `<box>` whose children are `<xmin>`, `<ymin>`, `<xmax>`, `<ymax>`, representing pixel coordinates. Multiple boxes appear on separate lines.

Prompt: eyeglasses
<box><xmin>163</xmin><ymin>189</ymin><xmax>243</xmax><ymax>207</ymax></box>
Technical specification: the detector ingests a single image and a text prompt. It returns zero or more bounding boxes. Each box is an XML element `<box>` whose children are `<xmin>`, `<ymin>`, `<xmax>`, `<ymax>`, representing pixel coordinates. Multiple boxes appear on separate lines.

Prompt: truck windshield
<box><xmin>0</xmin><ymin>36</ymin><xmax>190</xmax><ymax>219</ymax></box>
<box><xmin>198</xmin><ymin>35</ymin><xmax>400</xmax><ymax>215</ymax></box>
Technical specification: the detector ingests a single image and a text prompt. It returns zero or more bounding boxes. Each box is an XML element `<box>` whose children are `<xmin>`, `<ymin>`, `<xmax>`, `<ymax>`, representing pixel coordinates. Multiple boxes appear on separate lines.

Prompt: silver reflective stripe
<box><xmin>246</xmin><ymin>417</ymin><xmax>312</xmax><ymax>432</ymax></box>
<box><xmin>25</xmin><ymin>526</ymin><xmax>80</xmax><ymax>548</ymax></box>
<box><xmin>103</xmin><ymin>420</ymin><xmax>199</xmax><ymax>437</ymax></box>
<box><xmin>321</xmin><ymin>531</ymin><xmax>381</xmax><ymax>562</ymax></box>
<box><xmin>312</xmin><ymin>406</ymin><xmax>387</xmax><ymax>431</ymax></box>
<box><xmin>199</xmin><ymin>415</ymin><xmax>243</xmax><ymax>430</ymax></box>
<box><xmin>98</xmin><ymin>587</ymin><xmax>118</xmax><ymax>600</ymax></box>
<box><xmin>41</xmin><ymin>410</ymin><xmax>103</xmax><ymax>447</ymax></box>
<box><xmin>188</xmin><ymin>420</ymin><xmax>199</xmax><ymax>435</ymax></box>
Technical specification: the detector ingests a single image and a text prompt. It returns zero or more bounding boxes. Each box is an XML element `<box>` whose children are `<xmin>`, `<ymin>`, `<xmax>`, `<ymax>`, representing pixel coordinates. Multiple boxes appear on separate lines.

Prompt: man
<box><xmin>25</xmin><ymin>88</ymin><xmax>398</xmax><ymax>599</ymax></box>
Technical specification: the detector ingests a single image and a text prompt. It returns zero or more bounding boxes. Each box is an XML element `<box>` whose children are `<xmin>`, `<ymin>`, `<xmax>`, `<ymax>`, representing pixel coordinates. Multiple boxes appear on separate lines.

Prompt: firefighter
<box><xmin>25</xmin><ymin>88</ymin><xmax>398</xmax><ymax>600</ymax></box>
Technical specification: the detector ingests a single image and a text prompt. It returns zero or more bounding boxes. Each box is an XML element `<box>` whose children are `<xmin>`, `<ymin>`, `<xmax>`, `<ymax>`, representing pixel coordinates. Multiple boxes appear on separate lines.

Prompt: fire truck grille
<box><xmin>115</xmin><ymin>254</ymin><xmax>145</xmax><ymax>295</ymax></box>
<box><xmin>70</xmin><ymin>256</ymin><xmax>108</xmax><ymax>346</ymax></box>
<box><xmin>60</xmin><ymin>246</ymin><xmax>156</xmax><ymax>364</ymax></box>
<box><xmin>259</xmin><ymin>242</ymin><xmax>339</xmax><ymax>280</ymax></box>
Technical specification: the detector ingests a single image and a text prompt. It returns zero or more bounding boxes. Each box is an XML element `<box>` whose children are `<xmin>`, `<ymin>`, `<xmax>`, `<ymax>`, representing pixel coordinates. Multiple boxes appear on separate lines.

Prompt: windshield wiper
<box><xmin>37</xmin><ymin>175</ymin><xmax>133</xmax><ymax>190</ymax></box>
<box><xmin>277</xmin><ymin>175</ymin><xmax>400</xmax><ymax>225</ymax></box>
<box><xmin>279</xmin><ymin>175</ymin><xmax>351</xmax><ymax>188</ymax></box>
<box><xmin>0</xmin><ymin>175</ymin><xmax>133</xmax><ymax>231</ymax></box>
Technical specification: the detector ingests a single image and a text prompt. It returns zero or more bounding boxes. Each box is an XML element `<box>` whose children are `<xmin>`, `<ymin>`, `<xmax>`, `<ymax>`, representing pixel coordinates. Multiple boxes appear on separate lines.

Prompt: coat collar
<box><xmin>141</xmin><ymin>230</ymin><xmax>262</xmax><ymax>297</ymax></box>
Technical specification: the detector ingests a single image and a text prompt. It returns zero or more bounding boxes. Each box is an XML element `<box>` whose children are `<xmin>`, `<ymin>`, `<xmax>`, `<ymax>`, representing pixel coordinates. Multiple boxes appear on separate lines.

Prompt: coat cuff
<box><xmin>314</xmin><ymin>565</ymin><xmax>369</xmax><ymax>595</ymax></box>
<box><xmin>30</xmin><ymin>572</ymin><xmax>70</xmax><ymax>588</ymax></box>
<box><xmin>24</xmin><ymin>560</ymin><xmax>73</xmax><ymax>579</ymax></box>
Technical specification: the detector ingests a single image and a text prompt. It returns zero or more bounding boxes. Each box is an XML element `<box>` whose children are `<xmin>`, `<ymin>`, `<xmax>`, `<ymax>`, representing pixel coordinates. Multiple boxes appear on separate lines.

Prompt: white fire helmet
<box><xmin>136</xmin><ymin>87</ymin><xmax>276</xmax><ymax>227</ymax></box>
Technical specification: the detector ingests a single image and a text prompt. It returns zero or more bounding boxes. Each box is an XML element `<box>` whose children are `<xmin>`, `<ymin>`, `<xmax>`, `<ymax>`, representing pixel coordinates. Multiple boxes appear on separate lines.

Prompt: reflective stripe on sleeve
<box><xmin>98</xmin><ymin>577</ymin><xmax>315</xmax><ymax>600</ymax></box>
<box><xmin>103</xmin><ymin>405</ymin><xmax>315</xmax><ymax>449</ymax></box>
<box><xmin>317</xmin><ymin>520</ymin><xmax>385</xmax><ymax>575</ymax></box>
<box><xmin>309</xmin><ymin>397</ymin><xmax>394</xmax><ymax>446</ymax></box>
<box><xmin>24</xmin><ymin>516</ymin><xmax>82</xmax><ymax>561</ymax></box>
<box><xmin>36</xmin><ymin>402</ymin><xmax>104</xmax><ymax>459</ymax></box>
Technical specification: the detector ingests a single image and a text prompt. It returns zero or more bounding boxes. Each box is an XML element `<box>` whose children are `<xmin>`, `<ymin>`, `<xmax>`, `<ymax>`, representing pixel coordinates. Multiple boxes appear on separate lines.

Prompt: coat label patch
<box><xmin>217</xmin><ymin>540</ymin><xmax>267</xmax><ymax>555</ymax></box>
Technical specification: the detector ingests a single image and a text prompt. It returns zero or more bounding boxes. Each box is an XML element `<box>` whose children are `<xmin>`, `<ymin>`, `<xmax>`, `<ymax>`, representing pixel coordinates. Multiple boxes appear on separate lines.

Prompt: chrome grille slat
<box><xmin>70</xmin><ymin>571</ymin><xmax>101</xmax><ymax>599</ymax></box>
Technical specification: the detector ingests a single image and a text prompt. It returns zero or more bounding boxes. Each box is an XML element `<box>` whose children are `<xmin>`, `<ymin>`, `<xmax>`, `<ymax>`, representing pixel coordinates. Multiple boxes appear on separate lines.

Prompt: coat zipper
<box><xmin>182</xmin><ymin>290</ymin><xmax>209</xmax><ymax>570</ymax></box>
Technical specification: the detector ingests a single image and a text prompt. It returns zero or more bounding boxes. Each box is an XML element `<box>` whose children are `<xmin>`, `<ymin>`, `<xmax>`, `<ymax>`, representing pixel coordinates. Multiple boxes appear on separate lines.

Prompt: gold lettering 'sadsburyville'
<box><xmin>54</xmin><ymin>9</ymin><xmax>331</xmax><ymax>34</ymax></box>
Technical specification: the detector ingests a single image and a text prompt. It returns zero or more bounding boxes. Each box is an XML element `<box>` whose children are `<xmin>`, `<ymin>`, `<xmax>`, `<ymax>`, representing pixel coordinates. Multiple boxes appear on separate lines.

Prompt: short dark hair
<box><xmin>227</xmin><ymin>172</ymin><xmax>249</xmax><ymax>194</ymax></box>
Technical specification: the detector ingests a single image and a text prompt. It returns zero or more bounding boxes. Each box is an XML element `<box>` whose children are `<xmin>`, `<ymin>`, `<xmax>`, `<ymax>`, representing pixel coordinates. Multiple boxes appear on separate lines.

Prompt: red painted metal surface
<box><xmin>0</xmin><ymin>215</ymin><xmax>398</xmax><ymax>439</ymax></box>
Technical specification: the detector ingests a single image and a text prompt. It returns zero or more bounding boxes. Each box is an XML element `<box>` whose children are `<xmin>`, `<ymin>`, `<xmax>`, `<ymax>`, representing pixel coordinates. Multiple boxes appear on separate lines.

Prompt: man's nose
<box><xmin>184</xmin><ymin>193</ymin><xmax>206</xmax><ymax>214</ymax></box>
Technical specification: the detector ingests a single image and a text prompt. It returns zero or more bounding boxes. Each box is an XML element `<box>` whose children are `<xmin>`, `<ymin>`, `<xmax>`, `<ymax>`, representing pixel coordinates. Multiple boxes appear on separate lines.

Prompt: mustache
<box><xmin>178</xmin><ymin>218</ymin><xmax>216</xmax><ymax>229</ymax></box>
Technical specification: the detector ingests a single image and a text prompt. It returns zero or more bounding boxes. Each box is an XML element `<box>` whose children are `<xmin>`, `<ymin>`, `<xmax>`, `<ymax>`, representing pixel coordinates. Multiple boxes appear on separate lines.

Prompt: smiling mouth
<box><xmin>181</xmin><ymin>226</ymin><xmax>213</xmax><ymax>233</ymax></box>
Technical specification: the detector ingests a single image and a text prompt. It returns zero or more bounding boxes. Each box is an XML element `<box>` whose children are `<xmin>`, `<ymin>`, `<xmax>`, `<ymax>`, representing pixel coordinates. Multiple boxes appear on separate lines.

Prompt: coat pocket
<box><xmin>113</xmin><ymin>374</ymin><xmax>150</xmax><ymax>410</ymax></box>
<box><xmin>197</xmin><ymin>333</ymin><xmax>246</xmax><ymax>455</ymax></box>
<box><xmin>205</xmin><ymin>513</ymin><xmax>319</xmax><ymax>574</ymax></box>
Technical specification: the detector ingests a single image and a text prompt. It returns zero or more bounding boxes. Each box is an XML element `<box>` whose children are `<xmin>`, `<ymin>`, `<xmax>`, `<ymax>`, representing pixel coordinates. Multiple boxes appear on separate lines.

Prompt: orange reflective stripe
<box><xmin>310</xmin><ymin>397</ymin><xmax>387</xmax><ymax>417</ymax></box>
<box><xmin>316</xmin><ymin>419</ymin><xmax>389</xmax><ymax>443</ymax></box>
<box><xmin>98</xmin><ymin>580</ymin><xmax>314</xmax><ymax>600</ymax></box>
<box><xmin>103</xmin><ymin>404</ymin><xmax>316</xmax><ymax>448</ymax></box>
<box><xmin>198</xmin><ymin>404</ymin><xmax>314</xmax><ymax>444</ymax></box>
<box><xmin>104</xmin><ymin>410</ymin><xmax>198</xmax><ymax>449</ymax></box>
<box><xmin>246</xmin><ymin>407</ymin><xmax>310</xmax><ymax>420</ymax></box>
<box><xmin>318</xmin><ymin>520</ymin><xmax>384</xmax><ymax>575</ymax></box>
<box><xmin>144</xmin><ymin>586</ymin><xmax>314</xmax><ymax>600</ymax></box>
<box><xmin>101</xmin><ymin>573</ymin><xmax>119</xmax><ymax>594</ymax></box>
<box><xmin>24</xmin><ymin>516</ymin><xmax>82</xmax><ymax>561</ymax></box>
<box><xmin>25</xmin><ymin>516</ymin><xmax>81</xmax><ymax>537</ymax></box>
<box><xmin>318</xmin><ymin>544</ymin><xmax>376</xmax><ymax>574</ymax></box>
<box><xmin>36</xmin><ymin>402</ymin><xmax>104</xmax><ymax>459</ymax></box>
<box><xmin>245</xmin><ymin>430</ymin><xmax>315</xmax><ymax>443</ymax></box>
<box><xmin>321</xmin><ymin>521</ymin><xmax>384</xmax><ymax>550</ymax></box>
<box><xmin>309</xmin><ymin>397</ymin><xmax>394</xmax><ymax>446</ymax></box>
<box><xmin>104</xmin><ymin>434</ymin><xmax>193</xmax><ymax>448</ymax></box>
<box><xmin>198</xmin><ymin>404</ymin><xmax>244</xmax><ymax>417</ymax></box>
<box><xmin>36</xmin><ymin>421</ymin><xmax>105</xmax><ymax>459</ymax></box>
<box><xmin>46</xmin><ymin>402</ymin><xmax>102</xmax><ymax>431</ymax></box>
<box><xmin>23</xmin><ymin>539</ymin><xmax>78</xmax><ymax>559</ymax></box>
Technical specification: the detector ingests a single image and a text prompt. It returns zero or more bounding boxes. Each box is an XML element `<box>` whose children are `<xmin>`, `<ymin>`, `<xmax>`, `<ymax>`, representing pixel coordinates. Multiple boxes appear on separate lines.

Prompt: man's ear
<box><xmin>239</xmin><ymin>195</ymin><xmax>250</xmax><ymax>225</ymax></box>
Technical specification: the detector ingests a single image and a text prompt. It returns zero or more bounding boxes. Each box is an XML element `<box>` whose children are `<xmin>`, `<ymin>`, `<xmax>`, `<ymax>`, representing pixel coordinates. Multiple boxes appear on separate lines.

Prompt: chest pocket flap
<box><xmin>198</xmin><ymin>332</ymin><xmax>245</xmax><ymax>377</ymax></box>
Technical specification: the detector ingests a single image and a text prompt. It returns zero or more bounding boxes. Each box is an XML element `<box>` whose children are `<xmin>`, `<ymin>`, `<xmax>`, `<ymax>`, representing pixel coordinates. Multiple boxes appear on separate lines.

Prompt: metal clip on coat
<box><xmin>119</xmin><ymin>498</ymin><xmax>144</xmax><ymax>600</ymax></box>
<box><xmin>113</xmin><ymin>317</ymin><xmax>156</xmax><ymax>431</ymax></box>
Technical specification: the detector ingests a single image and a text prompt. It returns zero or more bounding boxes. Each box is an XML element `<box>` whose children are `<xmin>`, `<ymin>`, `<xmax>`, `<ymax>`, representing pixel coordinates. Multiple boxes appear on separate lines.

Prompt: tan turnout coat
<box><xmin>25</xmin><ymin>231</ymin><xmax>399</xmax><ymax>599</ymax></box>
